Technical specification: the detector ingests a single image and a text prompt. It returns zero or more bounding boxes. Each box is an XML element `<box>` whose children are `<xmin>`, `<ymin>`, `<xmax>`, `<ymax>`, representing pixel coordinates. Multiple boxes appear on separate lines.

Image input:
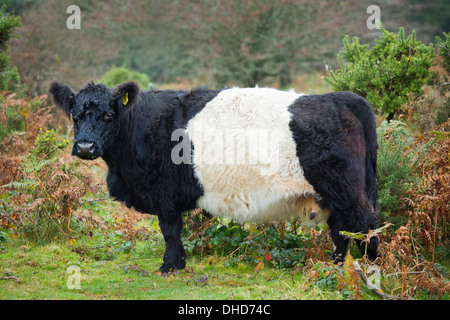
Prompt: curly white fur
<box><xmin>185</xmin><ymin>87</ymin><xmax>330</xmax><ymax>224</ymax></box>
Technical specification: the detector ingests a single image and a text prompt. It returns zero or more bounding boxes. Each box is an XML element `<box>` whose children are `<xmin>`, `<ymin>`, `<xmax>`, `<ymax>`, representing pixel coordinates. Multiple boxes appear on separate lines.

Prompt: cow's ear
<box><xmin>112</xmin><ymin>81</ymin><xmax>141</xmax><ymax>111</ymax></box>
<box><xmin>49</xmin><ymin>81</ymin><xmax>75</xmax><ymax>117</ymax></box>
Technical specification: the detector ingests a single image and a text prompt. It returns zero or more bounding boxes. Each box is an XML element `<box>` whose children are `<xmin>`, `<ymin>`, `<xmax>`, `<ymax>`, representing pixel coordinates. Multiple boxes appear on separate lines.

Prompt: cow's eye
<box><xmin>104</xmin><ymin>112</ymin><xmax>114</xmax><ymax>122</ymax></box>
<box><xmin>72</xmin><ymin>114</ymin><xmax>78</xmax><ymax>122</ymax></box>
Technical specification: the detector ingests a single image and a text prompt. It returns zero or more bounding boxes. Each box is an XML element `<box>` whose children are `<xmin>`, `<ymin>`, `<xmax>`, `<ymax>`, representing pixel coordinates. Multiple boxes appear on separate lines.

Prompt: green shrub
<box><xmin>436</xmin><ymin>32</ymin><xmax>450</xmax><ymax>76</ymax></box>
<box><xmin>0</xmin><ymin>5</ymin><xmax>22</xmax><ymax>92</ymax></box>
<box><xmin>376</xmin><ymin>121</ymin><xmax>433</xmax><ymax>225</ymax></box>
<box><xmin>434</xmin><ymin>32</ymin><xmax>450</xmax><ymax>125</ymax></box>
<box><xmin>325</xmin><ymin>27</ymin><xmax>435</xmax><ymax>121</ymax></box>
<box><xmin>98</xmin><ymin>66</ymin><xmax>150</xmax><ymax>89</ymax></box>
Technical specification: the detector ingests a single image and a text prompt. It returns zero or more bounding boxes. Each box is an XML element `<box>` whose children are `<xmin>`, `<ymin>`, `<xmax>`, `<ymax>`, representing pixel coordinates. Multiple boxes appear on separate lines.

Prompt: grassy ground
<box><xmin>0</xmin><ymin>217</ymin><xmax>342</xmax><ymax>300</ymax></box>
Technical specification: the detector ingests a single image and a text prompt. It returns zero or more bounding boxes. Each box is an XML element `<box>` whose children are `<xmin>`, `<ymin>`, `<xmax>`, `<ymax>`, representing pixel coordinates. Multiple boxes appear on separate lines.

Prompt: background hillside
<box><xmin>5</xmin><ymin>0</ymin><xmax>450</xmax><ymax>94</ymax></box>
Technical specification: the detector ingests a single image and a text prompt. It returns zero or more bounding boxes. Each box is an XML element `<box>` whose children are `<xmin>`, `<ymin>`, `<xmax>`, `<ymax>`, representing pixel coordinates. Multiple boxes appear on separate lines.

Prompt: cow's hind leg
<box><xmin>158</xmin><ymin>211</ymin><xmax>186</xmax><ymax>273</ymax></box>
<box><xmin>298</xmin><ymin>151</ymin><xmax>379</xmax><ymax>263</ymax></box>
<box><xmin>355</xmin><ymin>235</ymin><xmax>380</xmax><ymax>261</ymax></box>
<box><xmin>326</xmin><ymin>201</ymin><xmax>378</xmax><ymax>263</ymax></box>
<box><xmin>327</xmin><ymin>213</ymin><xmax>350</xmax><ymax>264</ymax></box>
<box><xmin>288</xmin><ymin>94</ymin><xmax>379</xmax><ymax>263</ymax></box>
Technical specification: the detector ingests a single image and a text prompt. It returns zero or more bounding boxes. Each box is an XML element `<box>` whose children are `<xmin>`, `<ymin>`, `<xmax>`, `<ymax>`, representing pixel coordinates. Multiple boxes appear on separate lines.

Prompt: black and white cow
<box><xmin>49</xmin><ymin>81</ymin><xmax>379</xmax><ymax>272</ymax></box>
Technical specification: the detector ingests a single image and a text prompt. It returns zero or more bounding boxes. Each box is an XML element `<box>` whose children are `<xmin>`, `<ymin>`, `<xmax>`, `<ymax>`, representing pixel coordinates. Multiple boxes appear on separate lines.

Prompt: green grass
<box><xmin>0</xmin><ymin>198</ymin><xmax>344</xmax><ymax>300</ymax></box>
<box><xmin>0</xmin><ymin>236</ymin><xmax>342</xmax><ymax>300</ymax></box>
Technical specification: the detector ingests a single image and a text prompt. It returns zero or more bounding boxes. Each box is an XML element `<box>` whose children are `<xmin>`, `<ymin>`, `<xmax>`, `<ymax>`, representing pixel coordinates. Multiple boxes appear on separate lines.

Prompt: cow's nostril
<box><xmin>77</xmin><ymin>142</ymin><xmax>95</xmax><ymax>156</ymax></box>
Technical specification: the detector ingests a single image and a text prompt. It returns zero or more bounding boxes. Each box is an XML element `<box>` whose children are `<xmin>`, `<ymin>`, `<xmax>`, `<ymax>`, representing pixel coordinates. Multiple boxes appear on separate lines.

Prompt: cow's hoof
<box><xmin>331</xmin><ymin>252</ymin><xmax>345</xmax><ymax>266</ymax></box>
<box><xmin>159</xmin><ymin>260</ymin><xmax>186</xmax><ymax>273</ymax></box>
<box><xmin>362</xmin><ymin>236</ymin><xmax>380</xmax><ymax>261</ymax></box>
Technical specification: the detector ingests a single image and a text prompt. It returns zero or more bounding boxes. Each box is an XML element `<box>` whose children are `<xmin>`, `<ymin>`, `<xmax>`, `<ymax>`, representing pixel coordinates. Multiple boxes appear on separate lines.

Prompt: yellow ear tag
<box><xmin>122</xmin><ymin>92</ymin><xmax>129</xmax><ymax>106</ymax></box>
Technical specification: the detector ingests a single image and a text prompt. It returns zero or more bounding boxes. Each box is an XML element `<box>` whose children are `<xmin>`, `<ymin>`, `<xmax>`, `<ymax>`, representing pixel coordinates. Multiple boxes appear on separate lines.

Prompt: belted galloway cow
<box><xmin>49</xmin><ymin>81</ymin><xmax>379</xmax><ymax>272</ymax></box>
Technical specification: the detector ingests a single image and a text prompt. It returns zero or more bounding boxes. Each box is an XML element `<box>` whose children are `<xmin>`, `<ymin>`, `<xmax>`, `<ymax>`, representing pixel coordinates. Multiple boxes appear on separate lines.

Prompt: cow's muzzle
<box><xmin>74</xmin><ymin>141</ymin><xmax>98</xmax><ymax>160</ymax></box>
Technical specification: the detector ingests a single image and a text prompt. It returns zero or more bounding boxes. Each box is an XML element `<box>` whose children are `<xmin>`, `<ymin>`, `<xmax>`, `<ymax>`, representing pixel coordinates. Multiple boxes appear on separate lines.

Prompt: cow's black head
<box><xmin>49</xmin><ymin>81</ymin><xmax>140</xmax><ymax>160</ymax></box>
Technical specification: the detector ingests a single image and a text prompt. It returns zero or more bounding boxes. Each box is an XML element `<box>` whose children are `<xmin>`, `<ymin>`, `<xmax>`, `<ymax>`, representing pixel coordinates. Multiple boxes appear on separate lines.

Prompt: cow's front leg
<box><xmin>157</xmin><ymin>211</ymin><xmax>186</xmax><ymax>273</ymax></box>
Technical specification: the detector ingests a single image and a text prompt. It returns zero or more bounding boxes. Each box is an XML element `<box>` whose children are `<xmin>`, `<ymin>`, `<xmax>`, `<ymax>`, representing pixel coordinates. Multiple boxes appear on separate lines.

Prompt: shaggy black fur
<box><xmin>50</xmin><ymin>81</ymin><xmax>221</xmax><ymax>272</ymax></box>
<box><xmin>288</xmin><ymin>91</ymin><xmax>379</xmax><ymax>262</ymax></box>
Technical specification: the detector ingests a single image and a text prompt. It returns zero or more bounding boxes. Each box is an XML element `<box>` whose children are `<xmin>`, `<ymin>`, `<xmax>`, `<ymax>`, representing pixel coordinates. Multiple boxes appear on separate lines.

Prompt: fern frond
<box><xmin>22</xmin><ymin>157</ymin><xmax>57</xmax><ymax>174</ymax></box>
<box><xmin>2</xmin><ymin>179</ymin><xmax>38</xmax><ymax>191</ymax></box>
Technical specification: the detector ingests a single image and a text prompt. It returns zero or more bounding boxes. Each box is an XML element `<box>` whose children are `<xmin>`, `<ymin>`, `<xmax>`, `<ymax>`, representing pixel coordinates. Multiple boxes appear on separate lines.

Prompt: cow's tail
<box><xmin>345</xmin><ymin>93</ymin><xmax>378</xmax><ymax>212</ymax></box>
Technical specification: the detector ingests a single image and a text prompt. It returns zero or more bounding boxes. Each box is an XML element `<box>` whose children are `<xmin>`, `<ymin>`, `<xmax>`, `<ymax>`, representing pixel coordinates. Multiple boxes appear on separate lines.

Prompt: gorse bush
<box><xmin>0</xmin><ymin>5</ymin><xmax>21</xmax><ymax>92</ymax></box>
<box><xmin>325</xmin><ymin>27</ymin><xmax>435</xmax><ymax>121</ymax></box>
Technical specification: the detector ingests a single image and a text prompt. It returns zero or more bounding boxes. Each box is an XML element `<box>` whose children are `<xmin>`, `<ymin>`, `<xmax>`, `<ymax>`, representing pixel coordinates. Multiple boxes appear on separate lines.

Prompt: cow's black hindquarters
<box><xmin>288</xmin><ymin>91</ymin><xmax>379</xmax><ymax>263</ymax></box>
